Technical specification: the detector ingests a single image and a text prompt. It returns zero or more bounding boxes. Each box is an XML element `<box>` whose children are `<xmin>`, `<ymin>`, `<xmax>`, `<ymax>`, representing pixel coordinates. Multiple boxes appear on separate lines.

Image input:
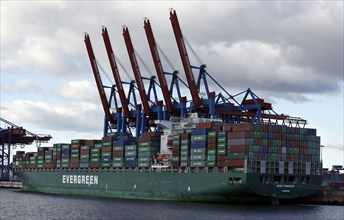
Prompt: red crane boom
<box><xmin>170</xmin><ymin>9</ymin><xmax>201</xmax><ymax>109</ymax></box>
<box><xmin>144</xmin><ymin>18</ymin><xmax>174</xmax><ymax>113</ymax></box>
<box><xmin>84</xmin><ymin>34</ymin><xmax>116</xmax><ymax>125</ymax></box>
<box><xmin>102</xmin><ymin>27</ymin><xmax>131</xmax><ymax>119</ymax></box>
<box><xmin>122</xmin><ymin>27</ymin><xmax>152</xmax><ymax>117</ymax></box>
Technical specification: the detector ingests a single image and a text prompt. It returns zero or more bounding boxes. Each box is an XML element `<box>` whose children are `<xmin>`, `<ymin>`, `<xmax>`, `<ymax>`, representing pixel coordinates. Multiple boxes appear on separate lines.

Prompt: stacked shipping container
<box><xmin>12</xmin><ymin>123</ymin><xmax>321</xmax><ymax>173</ymax></box>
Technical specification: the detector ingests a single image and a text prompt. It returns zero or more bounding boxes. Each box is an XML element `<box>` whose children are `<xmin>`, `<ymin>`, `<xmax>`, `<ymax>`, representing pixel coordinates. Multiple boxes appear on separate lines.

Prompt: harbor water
<box><xmin>0</xmin><ymin>188</ymin><xmax>343</xmax><ymax>220</ymax></box>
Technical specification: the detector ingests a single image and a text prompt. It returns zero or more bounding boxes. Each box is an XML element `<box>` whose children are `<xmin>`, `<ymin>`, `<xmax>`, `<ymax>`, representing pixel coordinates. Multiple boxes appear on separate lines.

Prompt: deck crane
<box><xmin>84</xmin><ymin>34</ymin><xmax>116</xmax><ymax>127</ymax></box>
<box><xmin>102</xmin><ymin>27</ymin><xmax>132</xmax><ymax>127</ymax></box>
<box><xmin>0</xmin><ymin>117</ymin><xmax>51</xmax><ymax>181</ymax></box>
<box><xmin>144</xmin><ymin>18</ymin><xmax>174</xmax><ymax>114</ymax></box>
<box><xmin>170</xmin><ymin>9</ymin><xmax>202</xmax><ymax>110</ymax></box>
<box><xmin>122</xmin><ymin>26</ymin><xmax>152</xmax><ymax>117</ymax></box>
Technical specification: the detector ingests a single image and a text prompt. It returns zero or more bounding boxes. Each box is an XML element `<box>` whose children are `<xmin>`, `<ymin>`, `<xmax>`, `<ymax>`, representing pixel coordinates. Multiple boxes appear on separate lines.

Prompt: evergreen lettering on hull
<box><xmin>62</xmin><ymin>175</ymin><xmax>98</xmax><ymax>185</ymax></box>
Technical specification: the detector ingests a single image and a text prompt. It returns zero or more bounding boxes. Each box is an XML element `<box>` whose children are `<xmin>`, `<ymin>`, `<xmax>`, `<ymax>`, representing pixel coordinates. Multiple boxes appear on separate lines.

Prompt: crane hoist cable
<box><xmin>135</xmin><ymin>48</ymin><xmax>154</xmax><ymax>77</ymax></box>
<box><xmin>114</xmin><ymin>54</ymin><xmax>134</xmax><ymax>81</ymax></box>
<box><xmin>96</xmin><ymin>58</ymin><xmax>114</xmax><ymax>85</ymax></box>
<box><xmin>156</xmin><ymin>41</ymin><xmax>176</xmax><ymax>71</ymax></box>
<box><xmin>183</xmin><ymin>33</ymin><xmax>204</xmax><ymax>66</ymax></box>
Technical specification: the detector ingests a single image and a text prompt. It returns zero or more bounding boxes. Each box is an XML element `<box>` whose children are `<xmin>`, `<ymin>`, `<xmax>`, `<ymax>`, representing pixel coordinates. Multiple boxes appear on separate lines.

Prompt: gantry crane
<box><xmin>102</xmin><ymin>27</ymin><xmax>132</xmax><ymax>134</ymax></box>
<box><xmin>85</xmin><ymin>10</ymin><xmax>302</xmax><ymax>138</ymax></box>
<box><xmin>84</xmin><ymin>33</ymin><xmax>117</xmax><ymax>133</ymax></box>
<box><xmin>144</xmin><ymin>18</ymin><xmax>188</xmax><ymax>118</ymax></box>
<box><xmin>122</xmin><ymin>26</ymin><xmax>152</xmax><ymax>118</ymax></box>
<box><xmin>0</xmin><ymin>117</ymin><xmax>51</xmax><ymax>180</ymax></box>
<box><xmin>170</xmin><ymin>9</ymin><xmax>202</xmax><ymax>110</ymax></box>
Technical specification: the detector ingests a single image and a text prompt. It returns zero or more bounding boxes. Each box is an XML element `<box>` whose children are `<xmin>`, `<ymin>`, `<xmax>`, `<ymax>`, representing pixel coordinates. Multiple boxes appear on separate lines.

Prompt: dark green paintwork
<box><xmin>15</xmin><ymin>169</ymin><xmax>322</xmax><ymax>203</ymax></box>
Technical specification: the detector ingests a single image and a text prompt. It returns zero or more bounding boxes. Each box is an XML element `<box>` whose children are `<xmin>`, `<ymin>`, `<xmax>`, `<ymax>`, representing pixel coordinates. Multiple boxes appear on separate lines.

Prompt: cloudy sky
<box><xmin>1</xmin><ymin>1</ymin><xmax>343</xmax><ymax>168</ymax></box>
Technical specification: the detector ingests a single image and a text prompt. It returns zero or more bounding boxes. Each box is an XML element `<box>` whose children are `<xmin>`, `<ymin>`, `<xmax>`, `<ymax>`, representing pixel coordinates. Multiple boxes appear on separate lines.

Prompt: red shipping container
<box><xmin>213</xmin><ymin>126</ymin><xmax>222</xmax><ymax>132</ymax></box>
<box><xmin>181</xmin><ymin>133</ymin><xmax>190</xmax><ymax>139</ymax></box>
<box><xmin>207</xmin><ymin>144</ymin><xmax>216</xmax><ymax>149</ymax></box>
<box><xmin>228</xmin><ymin>146</ymin><xmax>248</xmax><ymax>153</ymax></box>
<box><xmin>222</xmin><ymin>124</ymin><xmax>232</xmax><ymax>132</ymax></box>
<box><xmin>172</xmin><ymin>151</ymin><xmax>180</xmax><ymax>156</ymax></box>
<box><xmin>80</xmin><ymin>149</ymin><xmax>90</xmax><ymax>155</ymax></box>
<box><xmin>113</xmin><ymin>151</ymin><xmax>124</xmax><ymax>157</ymax></box>
<box><xmin>84</xmin><ymin>139</ymin><xmax>98</xmax><ymax>145</ymax></box>
<box><xmin>227</xmin><ymin>159</ymin><xmax>245</xmax><ymax>167</ymax></box>
<box><xmin>172</xmin><ymin>146</ymin><xmax>180</xmax><ymax>151</ymax></box>
<box><xmin>102</xmin><ymin>136</ymin><xmax>116</xmax><ymax>142</ymax></box>
<box><xmin>196</xmin><ymin>122</ymin><xmax>214</xmax><ymax>129</ymax></box>
<box><xmin>172</xmin><ymin>161</ymin><xmax>179</xmax><ymax>168</ymax></box>
<box><xmin>229</xmin><ymin>131</ymin><xmax>250</xmax><ymax>139</ymax></box>
<box><xmin>217</xmin><ymin>155</ymin><xmax>226</xmax><ymax>161</ymax></box>
<box><xmin>101</xmin><ymin>146</ymin><xmax>112</xmax><ymax>153</ymax></box>
<box><xmin>90</xmin><ymin>162</ymin><xmax>100</xmax><ymax>168</ymax></box>
<box><xmin>208</xmin><ymin>138</ymin><xmax>216</xmax><ymax>144</ymax></box>
<box><xmin>217</xmin><ymin>161</ymin><xmax>227</xmax><ymax>168</ymax></box>
<box><xmin>71</xmin><ymin>144</ymin><xmax>80</xmax><ymax>150</ymax></box>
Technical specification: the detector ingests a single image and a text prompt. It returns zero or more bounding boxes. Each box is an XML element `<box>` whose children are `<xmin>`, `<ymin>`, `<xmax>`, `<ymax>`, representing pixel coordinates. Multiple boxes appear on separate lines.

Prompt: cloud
<box><xmin>1</xmin><ymin>1</ymin><xmax>343</xmax><ymax>104</ymax></box>
<box><xmin>325</xmin><ymin>143</ymin><xmax>344</xmax><ymax>151</ymax></box>
<box><xmin>57</xmin><ymin>80</ymin><xmax>99</xmax><ymax>102</ymax></box>
<box><xmin>1</xmin><ymin>100</ymin><xmax>103</xmax><ymax>133</ymax></box>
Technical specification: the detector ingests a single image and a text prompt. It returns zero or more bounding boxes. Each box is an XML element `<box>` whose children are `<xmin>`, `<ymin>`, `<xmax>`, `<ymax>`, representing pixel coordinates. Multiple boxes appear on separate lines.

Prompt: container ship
<box><xmin>12</xmin><ymin>10</ymin><xmax>322</xmax><ymax>203</ymax></box>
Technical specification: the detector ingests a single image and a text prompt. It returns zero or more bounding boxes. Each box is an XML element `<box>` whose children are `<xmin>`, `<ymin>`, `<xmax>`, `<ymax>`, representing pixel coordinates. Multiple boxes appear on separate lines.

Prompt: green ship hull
<box><xmin>14</xmin><ymin>168</ymin><xmax>322</xmax><ymax>203</ymax></box>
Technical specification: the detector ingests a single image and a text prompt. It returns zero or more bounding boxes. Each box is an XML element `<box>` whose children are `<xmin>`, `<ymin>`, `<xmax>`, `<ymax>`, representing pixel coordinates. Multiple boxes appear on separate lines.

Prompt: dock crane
<box><xmin>102</xmin><ymin>27</ymin><xmax>132</xmax><ymax>133</ymax></box>
<box><xmin>144</xmin><ymin>18</ymin><xmax>174</xmax><ymax>114</ymax></box>
<box><xmin>0</xmin><ymin>117</ymin><xmax>51</xmax><ymax>181</ymax></box>
<box><xmin>84</xmin><ymin>34</ymin><xmax>117</xmax><ymax>129</ymax></box>
<box><xmin>122</xmin><ymin>26</ymin><xmax>152</xmax><ymax>118</ymax></box>
<box><xmin>170</xmin><ymin>9</ymin><xmax>202</xmax><ymax>110</ymax></box>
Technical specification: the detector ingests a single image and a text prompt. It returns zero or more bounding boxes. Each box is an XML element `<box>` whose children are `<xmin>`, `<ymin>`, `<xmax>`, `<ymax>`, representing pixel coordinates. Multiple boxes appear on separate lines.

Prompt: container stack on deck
<box><xmin>138</xmin><ymin>132</ymin><xmax>160</xmax><ymax>168</ymax></box>
<box><xmin>101</xmin><ymin>140</ymin><xmax>112</xmax><ymax>168</ymax></box>
<box><xmin>12</xmin><ymin>123</ymin><xmax>321</xmax><ymax>173</ymax></box>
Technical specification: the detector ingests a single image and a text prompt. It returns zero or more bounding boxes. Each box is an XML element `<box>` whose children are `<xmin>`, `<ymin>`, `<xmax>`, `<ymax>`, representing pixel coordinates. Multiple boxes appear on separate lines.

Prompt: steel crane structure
<box><xmin>144</xmin><ymin>18</ymin><xmax>187</xmax><ymax>118</ymax></box>
<box><xmin>85</xmin><ymin>9</ymin><xmax>302</xmax><ymax>138</ymax></box>
<box><xmin>0</xmin><ymin>117</ymin><xmax>51</xmax><ymax>181</ymax></box>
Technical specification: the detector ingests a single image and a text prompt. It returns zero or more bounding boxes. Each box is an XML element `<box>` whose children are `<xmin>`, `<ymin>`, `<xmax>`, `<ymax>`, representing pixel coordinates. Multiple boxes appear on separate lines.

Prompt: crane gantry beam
<box><xmin>144</xmin><ymin>18</ymin><xmax>174</xmax><ymax>114</ymax></box>
<box><xmin>122</xmin><ymin>26</ymin><xmax>152</xmax><ymax>117</ymax></box>
<box><xmin>84</xmin><ymin>34</ymin><xmax>116</xmax><ymax>125</ymax></box>
<box><xmin>102</xmin><ymin>27</ymin><xmax>132</xmax><ymax>120</ymax></box>
<box><xmin>170</xmin><ymin>9</ymin><xmax>202</xmax><ymax>109</ymax></box>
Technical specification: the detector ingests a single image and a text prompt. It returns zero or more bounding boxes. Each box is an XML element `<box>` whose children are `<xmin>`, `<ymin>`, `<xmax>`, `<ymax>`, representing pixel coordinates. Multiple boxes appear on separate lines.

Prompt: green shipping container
<box><xmin>113</xmin><ymin>157</ymin><xmax>124</xmax><ymax>162</ymax></box>
<box><xmin>125</xmin><ymin>151</ymin><xmax>137</xmax><ymax>157</ymax></box>
<box><xmin>208</xmin><ymin>131</ymin><xmax>217</xmax><ymax>138</ymax></box>
<box><xmin>217</xmin><ymin>149</ymin><xmax>227</xmax><ymax>155</ymax></box>
<box><xmin>90</xmin><ymin>158</ymin><xmax>100</xmax><ymax>162</ymax></box>
<box><xmin>138</xmin><ymin>162</ymin><xmax>150</xmax><ymax>167</ymax></box>
<box><xmin>101</xmin><ymin>152</ymin><xmax>112</xmax><ymax>157</ymax></box>
<box><xmin>191</xmin><ymin>155</ymin><xmax>206</xmax><ymax>161</ymax></box>
<box><xmin>102</xmin><ymin>142</ymin><xmax>112</xmax><ymax>147</ymax></box>
<box><xmin>112</xmin><ymin>162</ymin><xmax>124</xmax><ymax>167</ymax></box>
<box><xmin>191</xmin><ymin>148</ymin><xmax>206</xmax><ymax>155</ymax></box>
<box><xmin>191</xmin><ymin>161</ymin><xmax>205</xmax><ymax>167</ymax></box>
<box><xmin>207</xmin><ymin>149</ymin><xmax>216</xmax><ymax>155</ymax></box>
<box><xmin>207</xmin><ymin>161</ymin><xmax>216</xmax><ymax>167</ymax></box>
